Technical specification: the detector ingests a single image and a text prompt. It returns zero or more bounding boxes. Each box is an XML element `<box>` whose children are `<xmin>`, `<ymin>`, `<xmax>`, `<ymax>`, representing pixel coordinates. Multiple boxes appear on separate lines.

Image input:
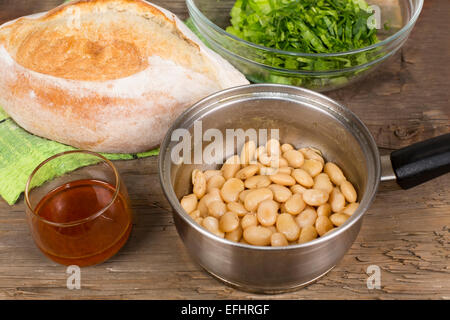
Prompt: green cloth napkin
<box><xmin>0</xmin><ymin>107</ymin><xmax>159</xmax><ymax>205</ymax></box>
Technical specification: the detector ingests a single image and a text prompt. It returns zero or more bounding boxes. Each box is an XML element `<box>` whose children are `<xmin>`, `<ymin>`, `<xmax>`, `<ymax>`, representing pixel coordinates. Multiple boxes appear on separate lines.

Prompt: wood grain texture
<box><xmin>0</xmin><ymin>0</ymin><xmax>448</xmax><ymax>300</ymax></box>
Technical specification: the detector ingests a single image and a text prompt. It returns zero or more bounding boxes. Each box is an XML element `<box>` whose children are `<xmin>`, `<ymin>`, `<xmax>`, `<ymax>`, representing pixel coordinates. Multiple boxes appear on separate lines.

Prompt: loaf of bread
<box><xmin>0</xmin><ymin>0</ymin><xmax>248</xmax><ymax>153</ymax></box>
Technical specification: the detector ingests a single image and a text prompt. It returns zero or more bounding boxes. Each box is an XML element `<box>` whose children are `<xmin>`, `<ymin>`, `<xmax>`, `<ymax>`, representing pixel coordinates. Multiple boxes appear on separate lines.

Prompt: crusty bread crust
<box><xmin>0</xmin><ymin>0</ymin><xmax>248</xmax><ymax>153</ymax></box>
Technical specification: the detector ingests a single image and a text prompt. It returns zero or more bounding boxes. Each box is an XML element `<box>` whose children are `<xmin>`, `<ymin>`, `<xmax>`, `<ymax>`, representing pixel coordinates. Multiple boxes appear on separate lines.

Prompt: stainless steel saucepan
<box><xmin>158</xmin><ymin>84</ymin><xmax>450</xmax><ymax>293</ymax></box>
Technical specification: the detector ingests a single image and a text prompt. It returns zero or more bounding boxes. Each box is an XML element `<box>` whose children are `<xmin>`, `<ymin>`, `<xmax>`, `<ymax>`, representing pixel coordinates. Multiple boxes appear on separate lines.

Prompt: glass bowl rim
<box><xmin>24</xmin><ymin>150</ymin><xmax>121</xmax><ymax>228</ymax></box>
<box><xmin>186</xmin><ymin>0</ymin><xmax>424</xmax><ymax>58</ymax></box>
<box><xmin>202</xmin><ymin>29</ymin><xmax>399</xmax><ymax>74</ymax></box>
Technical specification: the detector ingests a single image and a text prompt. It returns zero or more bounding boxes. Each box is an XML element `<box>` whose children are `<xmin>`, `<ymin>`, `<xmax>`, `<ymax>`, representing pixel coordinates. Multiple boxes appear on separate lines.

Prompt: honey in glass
<box><xmin>25</xmin><ymin>151</ymin><xmax>132</xmax><ymax>267</ymax></box>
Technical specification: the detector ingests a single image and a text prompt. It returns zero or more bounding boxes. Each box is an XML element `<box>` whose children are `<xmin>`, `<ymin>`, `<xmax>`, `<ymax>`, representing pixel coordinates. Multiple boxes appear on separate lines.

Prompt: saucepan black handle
<box><xmin>390</xmin><ymin>133</ymin><xmax>450</xmax><ymax>189</ymax></box>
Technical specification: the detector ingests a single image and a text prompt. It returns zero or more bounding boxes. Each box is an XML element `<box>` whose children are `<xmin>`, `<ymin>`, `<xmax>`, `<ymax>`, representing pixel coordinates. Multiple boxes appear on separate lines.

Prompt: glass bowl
<box><xmin>187</xmin><ymin>0</ymin><xmax>424</xmax><ymax>92</ymax></box>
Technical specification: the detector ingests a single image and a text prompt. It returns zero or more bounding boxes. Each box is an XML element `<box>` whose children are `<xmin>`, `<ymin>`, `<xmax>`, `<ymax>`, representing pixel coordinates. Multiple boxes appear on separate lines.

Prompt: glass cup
<box><xmin>25</xmin><ymin>150</ymin><xmax>132</xmax><ymax>267</ymax></box>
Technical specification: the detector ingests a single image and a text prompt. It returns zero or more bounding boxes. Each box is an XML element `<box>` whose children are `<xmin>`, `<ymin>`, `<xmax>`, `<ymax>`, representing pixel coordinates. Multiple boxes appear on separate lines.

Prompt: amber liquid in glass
<box><xmin>33</xmin><ymin>179</ymin><xmax>132</xmax><ymax>267</ymax></box>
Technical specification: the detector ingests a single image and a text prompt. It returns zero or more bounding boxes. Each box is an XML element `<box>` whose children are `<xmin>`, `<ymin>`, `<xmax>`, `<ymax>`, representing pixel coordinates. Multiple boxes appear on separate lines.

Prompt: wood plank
<box><xmin>0</xmin><ymin>0</ymin><xmax>448</xmax><ymax>300</ymax></box>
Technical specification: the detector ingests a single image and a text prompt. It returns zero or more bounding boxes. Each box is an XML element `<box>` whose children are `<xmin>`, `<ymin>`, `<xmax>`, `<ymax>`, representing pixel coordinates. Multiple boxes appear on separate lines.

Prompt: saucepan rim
<box><xmin>159</xmin><ymin>84</ymin><xmax>381</xmax><ymax>250</ymax></box>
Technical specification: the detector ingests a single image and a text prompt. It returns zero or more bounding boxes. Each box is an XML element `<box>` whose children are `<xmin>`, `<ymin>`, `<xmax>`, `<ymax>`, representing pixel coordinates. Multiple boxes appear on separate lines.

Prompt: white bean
<box><xmin>284</xmin><ymin>193</ymin><xmax>306</xmax><ymax>215</ymax></box>
<box><xmin>220</xmin><ymin>178</ymin><xmax>244</xmax><ymax>203</ymax></box>
<box><xmin>329</xmin><ymin>187</ymin><xmax>346</xmax><ymax>213</ymax></box>
<box><xmin>244</xmin><ymin>188</ymin><xmax>273</xmax><ymax>212</ymax></box>
<box><xmin>245</xmin><ymin>175</ymin><xmax>271</xmax><ymax>189</ymax></box>
<box><xmin>222</xmin><ymin>155</ymin><xmax>241</xmax><ymax>179</ymax></box>
<box><xmin>259</xmin><ymin>166</ymin><xmax>278</xmax><ymax>176</ymax></box>
<box><xmin>313</xmin><ymin>173</ymin><xmax>333</xmax><ymax>194</ymax></box>
<box><xmin>189</xmin><ymin>210</ymin><xmax>201</xmax><ymax>220</ymax></box>
<box><xmin>239</xmin><ymin>189</ymin><xmax>251</xmax><ymax>203</ymax></box>
<box><xmin>269</xmin><ymin>173</ymin><xmax>296</xmax><ymax>186</ymax></box>
<box><xmin>257</xmin><ymin>199</ymin><xmax>279</xmax><ymax>227</ymax></box>
<box><xmin>290</xmin><ymin>184</ymin><xmax>307</xmax><ymax>194</ymax></box>
<box><xmin>302</xmin><ymin>189</ymin><xmax>329</xmax><ymax>206</ymax></box>
<box><xmin>180</xmin><ymin>193</ymin><xmax>197</xmax><ymax>214</ymax></box>
<box><xmin>225</xmin><ymin>226</ymin><xmax>243</xmax><ymax>242</ymax></box>
<box><xmin>299</xmin><ymin>147</ymin><xmax>324</xmax><ymax>164</ymax></box>
<box><xmin>192</xmin><ymin>170</ymin><xmax>206</xmax><ymax>199</ymax></box>
<box><xmin>276</xmin><ymin>213</ymin><xmax>300</xmax><ymax>241</ymax></box>
<box><xmin>281</xmin><ymin>143</ymin><xmax>294</xmax><ymax>153</ymax></box>
<box><xmin>292</xmin><ymin>168</ymin><xmax>314</xmax><ymax>188</ymax></box>
<box><xmin>258</xmin><ymin>152</ymin><xmax>273</xmax><ymax>166</ymax></box>
<box><xmin>317</xmin><ymin>203</ymin><xmax>332</xmax><ymax>217</ymax></box>
<box><xmin>342</xmin><ymin>202</ymin><xmax>359</xmax><ymax>216</ymax></box>
<box><xmin>204</xmin><ymin>170</ymin><xmax>222</xmax><ymax>181</ymax></box>
<box><xmin>295</xmin><ymin>207</ymin><xmax>318</xmax><ymax>228</ymax></box>
<box><xmin>298</xmin><ymin>225</ymin><xmax>318</xmax><ymax>244</ymax></box>
<box><xmin>202</xmin><ymin>216</ymin><xmax>224</xmax><ymax>238</ymax></box>
<box><xmin>315</xmin><ymin>216</ymin><xmax>333</xmax><ymax>236</ymax></box>
<box><xmin>330</xmin><ymin>213</ymin><xmax>350</xmax><ymax>227</ymax></box>
<box><xmin>206</xmin><ymin>175</ymin><xmax>225</xmax><ymax>193</ymax></box>
<box><xmin>207</xmin><ymin>200</ymin><xmax>227</xmax><ymax>218</ymax></box>
<box><xmin>243</xmin><ymin>226</ymin><xmax>272</xmax><ymax>246</ymax></box>
<box><xmin>235</xmin><ymin>164</ymin><xmax>259</xmax><ymax>180</ymax></box>
<box><xmin>301</xmin><ymin>159</ymin><xmax>323</xmax><ymax>177</ymax></box>
<box><xmin>324</xmin><ymin>162</ymin><xmax>346</xmax><ymax>186</ymax></box>
<box><xmin>283</xmin><ymin>150</ymin><xmax>305</xmax><ymax>168</ymax></box>
<box><xmin>340</xmin><ymin>180</ymin><xmax>357</xmax><ymax>203</ymax></box>
<box><xmin>219</xmin><ymin>211</ymin><xmax>240</xmax><ymax>232</ymax></box>
<box><xmin>197</xmin><ymin>188</ymin><xmax>222</xmax><ymax>217</ymax></box>
<box><xmin>271</xmin><ymin>232</ymin><xmax>289</xmax><ymax>246</ymax></box>
<box><xmin>241</xmin><ymin>214</ymin><xmax>258</xmax><ymax>229</ymax></box>
<box><xmin>227</xmin><ymin>201</ymin><xmax>247</xmax><ymax>217</ymax></box>
<box><xmin>268</xmin><ymin>184</ymin><xmax>292</xmax><ymax>203</ymax></box>
<box><xmin>278</xmin><ymin>157</ymin><xmax>289</xmax><ymax>168</ymax></box>
<box><xmin>276</xmin><ymin>167</ymin><xmax>292</xmax><ymax>175</ymax></box>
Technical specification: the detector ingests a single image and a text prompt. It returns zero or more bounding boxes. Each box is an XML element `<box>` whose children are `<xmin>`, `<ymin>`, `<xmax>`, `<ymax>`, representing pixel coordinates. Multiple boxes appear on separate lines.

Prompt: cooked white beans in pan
<box><xmin>180</xmin><ymin>140</ymin><xmax>359</xmax><ymax>246</ymax></box>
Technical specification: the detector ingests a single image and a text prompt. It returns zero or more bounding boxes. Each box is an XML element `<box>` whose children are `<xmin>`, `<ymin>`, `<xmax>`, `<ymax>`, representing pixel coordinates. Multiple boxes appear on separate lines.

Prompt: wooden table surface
<box><xmin>0</xmin><ymin>0</ymin><xmax>449</xmax><ymax>300</ymax></box>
